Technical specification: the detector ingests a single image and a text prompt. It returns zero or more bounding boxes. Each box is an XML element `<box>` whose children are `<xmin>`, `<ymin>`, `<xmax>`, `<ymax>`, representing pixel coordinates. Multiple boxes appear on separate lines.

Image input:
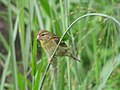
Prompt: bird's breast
<box><xmin>41</xmin><ymin>40</ymin><xmax>67</xmax><ymax>56</ymax></box>
<box><xmin>41</xmin><ymin>41</ymin><xmax>57</xmax><ymax>56</ymax></box>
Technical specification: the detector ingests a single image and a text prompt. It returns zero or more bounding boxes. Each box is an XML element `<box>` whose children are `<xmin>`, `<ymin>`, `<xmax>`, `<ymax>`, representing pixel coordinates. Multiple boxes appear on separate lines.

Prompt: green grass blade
<box><xmin>13</xmin><ymin>15</ymin><xmax>19</xmax><ymax>41</ymax></box>
<box><xmin>98</xmin><ymin>55</ymin><xmax>120</xmax><ymax>90</ymax></box>
<box><xmin>31</xmin><ymin>30</ymin><xmax>37</xmax><ymax>90</ymax></box>
<box><xmin>0</xmin><ymin>32</ymin><xmax>10</xmax><ymax>52</ymax></box>
<box><xmin>8</xmin><ymin>0</ymin><xmax>18</xmax><ymax>89</ymax></box>
<box><xmin>35</xmin><ymin>0</ymin><xmax>44</xmax><ymax>28</ymax></box>
<box><xmin>0</xmin><ymin>52</ymin><xmax>11</xmax><ymax>90</ymax></box>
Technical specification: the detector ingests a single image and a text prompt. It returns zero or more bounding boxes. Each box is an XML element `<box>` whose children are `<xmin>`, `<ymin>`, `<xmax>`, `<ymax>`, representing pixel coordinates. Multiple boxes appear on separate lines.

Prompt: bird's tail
<box><xmin>70</xmin><ymin>54</ymin><xmax>81</xmax><ymax>62</ymax></box>
<box><xmin>66</xmin><ymin>49</ymin><xmax>81</xmax><ymax>62</ymax></box>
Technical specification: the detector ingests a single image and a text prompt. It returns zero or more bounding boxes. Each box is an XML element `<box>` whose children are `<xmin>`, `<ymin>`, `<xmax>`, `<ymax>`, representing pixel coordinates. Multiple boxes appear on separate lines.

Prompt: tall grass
<box><xmin>4</xmin><ymin>0</ymin><xmax>19</xmax><ymax>90</ymax></box>
<box><xmin>0</xmin><ymin>0</ymin><xmax>120</xmax><ymax>90</ymax></box>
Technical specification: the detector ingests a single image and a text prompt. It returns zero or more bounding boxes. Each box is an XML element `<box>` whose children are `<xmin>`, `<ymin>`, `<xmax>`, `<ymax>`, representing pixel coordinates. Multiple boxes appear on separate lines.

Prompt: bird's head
<box><xmin>36</xmin><ymin>30</ymin><xmax>53</xmax><ymax>43</ymax></box>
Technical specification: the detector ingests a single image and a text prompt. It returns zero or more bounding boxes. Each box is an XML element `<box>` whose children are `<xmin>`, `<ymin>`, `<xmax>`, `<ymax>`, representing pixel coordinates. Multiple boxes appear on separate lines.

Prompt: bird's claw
<box><xmin>48</xmin><ymin>56</ymin><xmax>54</xmax><ymax>64</ymax></box>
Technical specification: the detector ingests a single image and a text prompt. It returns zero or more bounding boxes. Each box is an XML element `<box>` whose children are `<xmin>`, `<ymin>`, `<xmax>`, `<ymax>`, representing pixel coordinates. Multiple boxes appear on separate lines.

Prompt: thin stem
<box><xmin>40</xmin><ymin>63</ymin><xmax>51</xmax><ymax>90</ymax></box>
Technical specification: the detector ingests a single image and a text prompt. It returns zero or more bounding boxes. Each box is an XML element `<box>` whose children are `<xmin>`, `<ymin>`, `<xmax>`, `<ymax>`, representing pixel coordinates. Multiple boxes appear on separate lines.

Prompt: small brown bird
<box><xmin>36</xmin><ymin>30</ymin><xmax>81</xmax><ymax>62</ymax></box>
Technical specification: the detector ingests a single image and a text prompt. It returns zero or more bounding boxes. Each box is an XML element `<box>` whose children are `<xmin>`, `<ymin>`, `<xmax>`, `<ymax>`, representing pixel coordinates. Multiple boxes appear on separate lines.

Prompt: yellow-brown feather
<box><xmin>37</xmin><ymin>30</ymin><xmax>81</xmax><ymax>62</ymax></box>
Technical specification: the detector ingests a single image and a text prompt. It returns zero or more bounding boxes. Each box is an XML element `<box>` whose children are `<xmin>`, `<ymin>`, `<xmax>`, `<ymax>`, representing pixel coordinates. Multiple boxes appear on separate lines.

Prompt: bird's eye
<box><xmin>41</xmin><ymin>34</ymin><xmax>45</xmax><ymax>36</ymax></box>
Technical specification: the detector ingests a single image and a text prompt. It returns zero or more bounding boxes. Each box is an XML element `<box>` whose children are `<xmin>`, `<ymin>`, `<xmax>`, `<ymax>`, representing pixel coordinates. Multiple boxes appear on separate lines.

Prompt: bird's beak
<box><xmin>36</xmin><ymin>35</ymin><xmax>41</xmax><ymax>40</ymax></box>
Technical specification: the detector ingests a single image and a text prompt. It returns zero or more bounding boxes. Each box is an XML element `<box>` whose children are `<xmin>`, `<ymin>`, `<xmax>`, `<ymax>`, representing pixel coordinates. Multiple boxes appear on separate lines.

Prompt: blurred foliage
<box><xmin>0</xmin><ymin>0</ymin><xmax>120</xmax><ymax>90</ymax></box>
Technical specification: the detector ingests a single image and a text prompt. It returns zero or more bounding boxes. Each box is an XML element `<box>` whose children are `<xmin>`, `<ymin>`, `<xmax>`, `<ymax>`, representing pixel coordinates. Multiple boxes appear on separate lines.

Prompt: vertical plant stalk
<box><xmin>0</xmin><ymin>52</ymin><xmax>11</xmax><ymax>90</ymax></box>
<box><xmin>27</xmin><ymin>0</ymin><xmax>33</xmax><ymax>89</ymax></box>
<box><xmin>8</xmin><ymin>0</ymin><xmax>18</xmax><ymax>90</ymax></box>
<box><xmin>32</xmin><ymin>30</ymin><xmax>37</xmax><ymax>90</ymax></box>
<box><xmin>17</xmin><ymin>0</ymin><xmax>28</xmax><ymax>89</ymax></box>
<box><xmin>65</xmin><ymin>0</ymin><xmax>72</xmax><ymax>90</ymax></box>
<box><xmin>40</xmin><ymin>63</ymin><xmax>51</xmax><ymax>90</ymax></box>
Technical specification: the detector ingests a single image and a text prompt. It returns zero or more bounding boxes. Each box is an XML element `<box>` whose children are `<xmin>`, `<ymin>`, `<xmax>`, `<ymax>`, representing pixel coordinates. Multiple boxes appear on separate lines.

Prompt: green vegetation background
<box><xmin>0</xmin><ymin>0</ymin><xmax>120</xmax><ymax>90</ymax></box>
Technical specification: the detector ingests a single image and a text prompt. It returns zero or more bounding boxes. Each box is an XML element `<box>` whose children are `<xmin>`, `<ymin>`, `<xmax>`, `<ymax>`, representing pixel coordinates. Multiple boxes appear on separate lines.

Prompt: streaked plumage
<box><xmin>37</xmin><ymin>30</ymin><xmax>80</xmax><ymax>62</ymax></box>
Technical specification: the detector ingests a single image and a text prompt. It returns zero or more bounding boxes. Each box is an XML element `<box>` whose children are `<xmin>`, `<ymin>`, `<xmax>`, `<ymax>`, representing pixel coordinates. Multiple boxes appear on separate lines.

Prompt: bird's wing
<box><xmin>52</xmin><ymin>35</ymin><xmax>67</xmax><ymax>47</ymax></box>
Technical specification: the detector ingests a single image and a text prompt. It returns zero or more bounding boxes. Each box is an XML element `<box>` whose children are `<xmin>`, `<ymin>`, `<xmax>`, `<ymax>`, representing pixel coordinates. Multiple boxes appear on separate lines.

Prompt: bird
<box><xmin>36</xmin><ymin>29</ymin><xmax>81</xmax><ymax>63</ymax></box>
